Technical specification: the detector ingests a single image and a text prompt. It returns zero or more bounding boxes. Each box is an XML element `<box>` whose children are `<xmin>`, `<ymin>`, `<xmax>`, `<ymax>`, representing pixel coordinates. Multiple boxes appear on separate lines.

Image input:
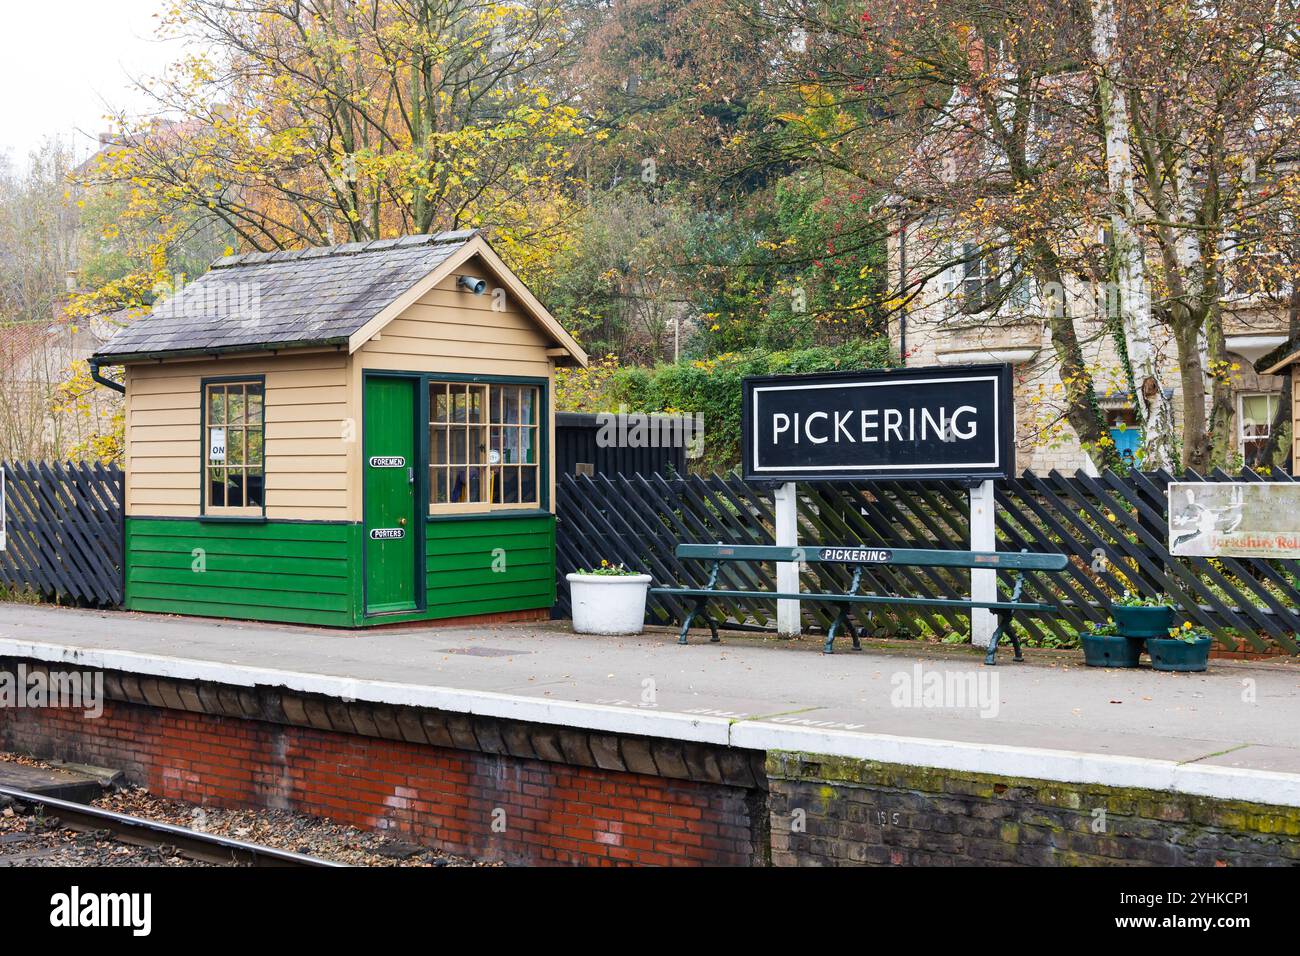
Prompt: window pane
<box><xmin>521</xmin><ymin>466</ymin><xmax>537</xmax><ymax>504</ymax></box>
<box><xmin>246</xmin><ymin>467</ymin><xmax>264</xmax><ymax>506</ymax></box>
<box><xmin>1242</xmin><ymin>396</ymin><xmax>1273</xmax><ymax>437</ymax></box>
<box><xmin>521</xmin><ymin>388</ymin><xmax>536</xmax><ymax>426</ymax></box>
<box><xmin>468</xmin><ymin>386</ymin><xmax>484</xmax><ymax>424</ymax></box>
<box><xmin>209</xmin><ymin>386</ymin><xmax>226</xmax><ymax>425</ymax></box>
<box><xmin>466</xmin><ymin>464</ymin><xmax>484</xmax><ymax>502</ymax></box>
<box><xmin>431</xmin><ymin>426</ymin><xmax>448</xmax><ymax>466</ymax></box>
<box><xmin>468</xmin><ymin>426</ymin><xmax>486</xmax><ymax>464</ymax></box>
<box><xmin>246</xmin><ymin>384</ymin><xmax>263</xmax><ymax>424</ymax></box>
<box><xmin>209</xmin><ymin>467</ymin><xmax>226</xmax><ymax>507</ymax></box>
<box><xmin>227</xmin><ymin>469</ymin><xmax>245</xmax><ymax>508</ymax></box>
<box><xmin>247</xmin><ymin>428</ymin><xmax>264</xmax><ymax>467</ymax></box>
<box><xmin>228</xmin><ymin>427</ymin><xmax>246</xmax><ymax>466</ymax></box>
<box><xmin>431</xmin><ymin>467</ymin><xmax>447</xmax><ymax>504</ymax></box>
<box><xmin>503</xmin><ymin>386</ymin><xmax>520</xmax><ymax>424</ymax></box>
<box><xmin>451</xmin><ymin>427</ymin><xmax>467</xmax><ymax>463</ymax></box>
<box><xmin>228</xmin><ymin>388</ymin><xmax>246</xmax><ymax>425</ymax></box>
<box><xmin>519</xmin><ymin>426</ymin><xmax>535</xmax><ymax>465</ymax></box>
<box><xmin>432</xmin><ymin>384</ymin><xmax>449</xmax><ymax>423</ymax></box>
<box><xmin>449</xmin><ymin>466</ymin><xmax>469</xmax><ymax>502</ymax></box>
<box><xmin>451</xmin><ymin>385</ymin><xmax>468</xmax><ymax>423</ymax></box>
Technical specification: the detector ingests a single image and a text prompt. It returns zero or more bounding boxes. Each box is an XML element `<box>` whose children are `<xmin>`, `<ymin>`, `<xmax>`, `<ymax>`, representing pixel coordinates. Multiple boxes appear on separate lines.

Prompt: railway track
<box><xmin>0</xmin><ymin>786</ymin><xmax>347</xmax><ymax>867</ymax></box>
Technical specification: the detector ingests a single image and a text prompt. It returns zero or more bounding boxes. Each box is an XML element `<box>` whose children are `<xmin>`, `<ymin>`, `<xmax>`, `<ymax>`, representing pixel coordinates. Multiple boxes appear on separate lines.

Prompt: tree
<box><xmin>90</xmin><ymin>0</ymin><xmax>587</xmax><ymax>282</ymax></box>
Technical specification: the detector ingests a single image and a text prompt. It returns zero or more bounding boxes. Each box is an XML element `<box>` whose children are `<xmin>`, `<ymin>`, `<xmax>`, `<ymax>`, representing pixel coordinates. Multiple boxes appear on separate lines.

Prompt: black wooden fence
<box><xmin>555</xmin><ymin>469</ymin><xmax>1300</xmax><ymax>653</ymax></box>
<box><xmin>0</xmin><ymin>461</ymin><xmax>123</xmax><ymax>607</ymax></box>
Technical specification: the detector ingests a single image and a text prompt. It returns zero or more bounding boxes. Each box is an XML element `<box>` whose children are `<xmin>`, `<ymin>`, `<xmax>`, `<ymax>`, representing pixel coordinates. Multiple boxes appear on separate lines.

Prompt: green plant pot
<box><xmin>1111</xmin><ymin>604</ymin><xmax>1174</xmax><ymax>638</ymax></box>
<box><xmin>1081</xmin><ymin>633</ymin><xmax>1143</xmax><ymax>668</ymax></box>
<box><xmin>1145</xmin><ymin>636</ymin><xmax>1212</xmax><ymax>672</ymax></box>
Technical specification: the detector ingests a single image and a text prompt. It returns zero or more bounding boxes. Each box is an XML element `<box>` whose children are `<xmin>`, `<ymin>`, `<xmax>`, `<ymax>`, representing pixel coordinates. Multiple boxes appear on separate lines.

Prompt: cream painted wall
<box><xmin>123</xmin><ymin>254</ymin><xmax>562</xmax><ymax>523</ymax></box>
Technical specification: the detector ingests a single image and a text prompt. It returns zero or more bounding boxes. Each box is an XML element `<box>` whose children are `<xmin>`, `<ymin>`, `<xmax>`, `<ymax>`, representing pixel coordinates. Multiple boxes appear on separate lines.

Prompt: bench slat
<box><xmin>649</xmin><ymin>587</ymin><xmax>1055</xmax><ymax>613</ymax></box>
<box><xmin>674</xmin><ymin>543</ymin><xmax>1068</xmax><ymax>572</ymax></box>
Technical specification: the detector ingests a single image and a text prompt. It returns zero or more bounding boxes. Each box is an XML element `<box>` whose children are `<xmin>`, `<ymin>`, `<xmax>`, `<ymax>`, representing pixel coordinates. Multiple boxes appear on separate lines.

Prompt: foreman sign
<box><xmin>1169</xmin><ymin>482</ymin><xmax>1300</xmax><ymax>558</ymax></box>
<box><xmin>743</xmin><ymin>365</ymin><xmax>1015</xmax><ymax>482</ymax></box>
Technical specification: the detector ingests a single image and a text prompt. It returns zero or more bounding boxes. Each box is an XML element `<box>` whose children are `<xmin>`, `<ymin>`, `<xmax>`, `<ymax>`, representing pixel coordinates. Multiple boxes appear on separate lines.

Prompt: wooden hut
<box><xmin>91</xmin><ymin>230</ymin><xmax>587</xmax><ymax>627</ymax></box>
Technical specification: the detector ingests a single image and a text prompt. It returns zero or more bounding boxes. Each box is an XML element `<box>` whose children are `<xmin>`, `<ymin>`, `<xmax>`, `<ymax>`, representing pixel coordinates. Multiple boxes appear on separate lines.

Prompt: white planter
<box><xmin>567</xmin><ymin>573</ymin><xmax>652</xmax><ymax>635</ymax></box>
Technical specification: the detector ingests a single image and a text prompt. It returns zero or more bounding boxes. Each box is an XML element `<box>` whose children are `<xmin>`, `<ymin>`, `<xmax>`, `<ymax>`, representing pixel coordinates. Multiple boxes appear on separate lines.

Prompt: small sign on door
<box><xmin>369</xmin><ymin>456</ymin><xmax>405</xmax><ymax>468</ymax></box>
<box><xmin>369</xmin><ymin>527</ymin><xmax>405</xmax><ymax>540</ymax></box>
<box><xmin>209</xmin><ymin>428</ymin><xmax>226</xmax><ymax>462</ymax></box>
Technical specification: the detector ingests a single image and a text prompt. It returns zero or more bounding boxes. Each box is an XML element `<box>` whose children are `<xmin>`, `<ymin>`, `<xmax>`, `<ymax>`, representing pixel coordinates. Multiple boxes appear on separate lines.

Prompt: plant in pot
<box><xmin>1080</xmin><ymin>619</ymin><xmax>1143</xmax><ymax>668</ymax></box>
<box><xmin>1109</xmin><ymin>591</ymin><xmax>1174</xmax><ymax>638</ymax></box>
<box><xmin>1146</xmin><ymin>621</ymin><xmax>1213</xmax><ymax>673</ymax></box>
<box><xmin>567</xmin><ymin>560</ymin><xmax>652</xmax><ymax>636</ymax></box>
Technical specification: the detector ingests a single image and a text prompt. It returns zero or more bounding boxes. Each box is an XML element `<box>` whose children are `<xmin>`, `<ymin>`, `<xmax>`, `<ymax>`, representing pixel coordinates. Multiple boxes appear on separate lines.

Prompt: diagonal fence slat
<box><xmin>0</xmin><ymin>461</ymin><xmax>123</xmax><ymax>606</ymax></box>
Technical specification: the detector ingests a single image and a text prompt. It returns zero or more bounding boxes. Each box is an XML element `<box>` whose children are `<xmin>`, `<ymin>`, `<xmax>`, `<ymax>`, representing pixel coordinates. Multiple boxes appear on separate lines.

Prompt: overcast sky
<box><xmin>1</xmin><ymin>0</ymin><xmax>184</xmax><ymax>166</ymax></box>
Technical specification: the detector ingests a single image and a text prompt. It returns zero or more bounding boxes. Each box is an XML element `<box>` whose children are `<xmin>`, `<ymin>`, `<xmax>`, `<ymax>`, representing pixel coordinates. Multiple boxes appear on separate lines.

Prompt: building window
<box><xmin>1239</xmin><ymin>393</ymin><xmax>1278</xmax><ymax>461</ymax></box>
<box><xmin>1107</xmin><ymin>408</ymin><xmax>1141</xmax><ymax>465</ymax></box>
<box><xmin>429</xmin><ymin>381</ymin><xmax>540</xmax><ymax>512</ymax></box>
<box><xmin>204</xmin><ymin>380</ymin><xmax>264</xmax><ymax>515</ymax></box>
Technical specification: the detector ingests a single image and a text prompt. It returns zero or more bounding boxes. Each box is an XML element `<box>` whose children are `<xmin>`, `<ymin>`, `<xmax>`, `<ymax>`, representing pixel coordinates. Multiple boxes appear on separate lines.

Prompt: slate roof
<box><xmin>1256</xmin><ymin>333</ymin><xmax>1300</xmax><ymax>374</ymax></box>
<box><xmin>93</xmin><ymin>230</ymin><xmax>479</xmax><ymax>361</ymax></box>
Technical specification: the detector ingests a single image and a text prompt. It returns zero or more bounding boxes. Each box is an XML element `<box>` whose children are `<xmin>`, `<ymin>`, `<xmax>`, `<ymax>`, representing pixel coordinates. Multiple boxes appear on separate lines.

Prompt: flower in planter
<box><xmin>1087</xmin><ymin>619</ymin><xmax>1120</xmax><ymax>637</ymax></box>
<box><xmin>1168</xmin><ymin>621</ymin><xmax>1210</xmax><ymax>644</ymax></box>
<box><xmin>575</xmin><ymin>559</ymin><xmax>643</xmax><ymax>576</ymax></box>
<box><xmin>1111</xmin><ymin>590</ymin><xmax>1171</xmax><ymax>608</ymax></box>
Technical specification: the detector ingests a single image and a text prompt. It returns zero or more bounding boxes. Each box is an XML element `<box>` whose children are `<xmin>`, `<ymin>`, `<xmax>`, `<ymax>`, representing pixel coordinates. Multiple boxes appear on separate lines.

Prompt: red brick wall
<box><xmin>1</xmin><ymin>701</ymin><xmax>757</xmax><ymax>867</ymax></box>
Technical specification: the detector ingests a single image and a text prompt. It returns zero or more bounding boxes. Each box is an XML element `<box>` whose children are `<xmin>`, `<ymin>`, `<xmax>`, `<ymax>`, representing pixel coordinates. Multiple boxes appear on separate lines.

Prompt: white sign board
<box><xmin>1169</xmin><ymin>482</ymin><xmax>1300</xmax><ymax>558</ymax></box>
<box><xmin>209</xmin><ymin>428</ymin><xmax>226</xmax><ymax>462</ymax></box>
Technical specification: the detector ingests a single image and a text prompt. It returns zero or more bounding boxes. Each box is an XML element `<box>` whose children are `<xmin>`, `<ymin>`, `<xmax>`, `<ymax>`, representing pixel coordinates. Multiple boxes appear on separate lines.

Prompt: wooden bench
<box><xmin>650</xmin><ymin>544</ymin><xmax>1069</xmax><ymax>664</ymax></box>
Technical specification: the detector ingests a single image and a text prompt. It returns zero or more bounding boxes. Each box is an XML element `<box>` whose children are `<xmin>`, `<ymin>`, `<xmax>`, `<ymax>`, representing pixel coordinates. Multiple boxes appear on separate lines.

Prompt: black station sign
<box><xmin>743</xmin><ymin>364</ymin><xmax>1015</xmax><ymax>482</ymax></box>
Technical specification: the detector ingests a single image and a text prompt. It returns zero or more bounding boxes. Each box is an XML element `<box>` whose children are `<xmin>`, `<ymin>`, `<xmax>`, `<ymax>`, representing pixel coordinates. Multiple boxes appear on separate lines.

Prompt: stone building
<box><xmin>885</xmin><ymin>224</ymin><xmax>1292</xmax><ymax>474</ymax></box>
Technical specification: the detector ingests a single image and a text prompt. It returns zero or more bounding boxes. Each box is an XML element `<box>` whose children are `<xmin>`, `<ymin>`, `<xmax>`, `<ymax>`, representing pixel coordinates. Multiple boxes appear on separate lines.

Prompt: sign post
<box><xmin>968</xmin><ymin>480</ymin><xmax>997</xmax><ymax>647</ymax></box>
<box><xmin>742</xmin><ymin>364</ymin><xmax>1015</xmax><ymax>645</ymax></box>
<box><xmin>773</xmin><ymin>482</ymin><xmax>800</xmax><ymax>637</ymax></box>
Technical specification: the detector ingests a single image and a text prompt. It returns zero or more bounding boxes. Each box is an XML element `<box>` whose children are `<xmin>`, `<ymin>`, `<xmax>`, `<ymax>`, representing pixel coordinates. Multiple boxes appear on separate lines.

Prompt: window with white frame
<box><xmin>1238</xmin><ymin>393</ymin><xmax>1278</xmax><ymax>461</ymax></box>
<box><xmin>938</xmin><ymin>243</ymin><xmax>1032</xmax><ymax>316</ymax></box>
<box><xmin>428</xmin><ymin>381</ymin><xmax>540</xmax><ymax>513</ymax></box>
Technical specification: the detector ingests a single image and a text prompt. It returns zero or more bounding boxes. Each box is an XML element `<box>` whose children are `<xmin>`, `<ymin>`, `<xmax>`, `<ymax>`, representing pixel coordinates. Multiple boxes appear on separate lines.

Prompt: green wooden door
<box><xmin>364</xmin><ymin>377</ymin><xmax>418</xmax><ymax>613</ymax></box>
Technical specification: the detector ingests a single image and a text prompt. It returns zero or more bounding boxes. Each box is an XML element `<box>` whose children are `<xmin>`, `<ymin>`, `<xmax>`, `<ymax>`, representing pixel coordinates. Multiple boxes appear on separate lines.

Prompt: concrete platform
<box><xmin>3</xmin><ymin>602</ymin><xmax>1300</xmax><ymax>806</ymax></box>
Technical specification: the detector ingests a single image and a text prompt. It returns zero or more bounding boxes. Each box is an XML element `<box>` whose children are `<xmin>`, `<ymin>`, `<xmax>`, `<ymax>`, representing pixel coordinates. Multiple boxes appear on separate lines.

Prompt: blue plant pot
<box><xmin>1081</xmin><ymin>633</ymin><xmax>1143</xmax><ymax>668</ymax></box>
<box><xmin>1145</xmin><ymin>636</ymin><xmax>1212</xmax><ymax>672</ymax></box>
<box><xmin>1111</xmin><ymin>604</ymin><xmax>1174</xmax><ymax>638</ymax></box>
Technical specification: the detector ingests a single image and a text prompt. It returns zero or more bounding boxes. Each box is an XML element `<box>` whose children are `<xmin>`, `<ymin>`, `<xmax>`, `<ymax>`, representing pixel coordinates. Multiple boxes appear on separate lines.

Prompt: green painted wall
<box><xmin>124</xmin><ymin>513</ymin><xmax>556</xmax><ymax>628</ymax></box>
<box><xmin>425</xmin><ymin>513</ymin><xmax>556</xmax><ymax>620</ymax></box>
<box><xmin>125</xmin><ymin>518</ymin><xmax>360</xmax><ymax>627</ymax></box>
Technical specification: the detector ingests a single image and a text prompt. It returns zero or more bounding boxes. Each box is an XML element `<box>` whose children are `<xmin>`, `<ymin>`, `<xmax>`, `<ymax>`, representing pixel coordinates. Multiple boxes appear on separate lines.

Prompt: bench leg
<box><xmin>983</xmin><ymin>611</ymin><xmax>1022</xmax><ymax>665</ymax></box>
<box><xmin>678</xmin><ymin>599</ymin><xmax>703</xmax><ymax>645</ymax></box>
<box><xmin>678</xmin><ymin>598</ymin><xmax>719</xmax><ymax>645</ymax></box>
<box><xmin>824</xmin><ymin>608</ymin><xmax>863</xmax><ymax>655</ymax></box>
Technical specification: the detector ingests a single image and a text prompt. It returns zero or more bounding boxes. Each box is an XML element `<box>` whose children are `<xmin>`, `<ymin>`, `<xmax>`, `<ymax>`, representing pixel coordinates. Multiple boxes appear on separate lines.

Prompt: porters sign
<box><xmin>1169</xmin><ymin>482</ymin><xmax>1300</xmax><ymax>558</ymax></box>
<box><xmin>742</xmin><ymin>364</ymin><xmax>1015</xmax><ymax>482</ymax></box>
